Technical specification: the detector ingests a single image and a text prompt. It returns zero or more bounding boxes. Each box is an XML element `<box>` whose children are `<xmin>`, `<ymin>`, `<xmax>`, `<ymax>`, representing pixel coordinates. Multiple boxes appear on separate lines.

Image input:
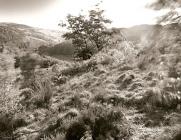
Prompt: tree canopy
<box><xmin>149</xmin><ymin>0</ymin><xmax>181</xmax><ymax>24</ymax></box>
<box><xmin>150</xmin><ymin>0</ymin><xmax>181</xmax><ymax>10</ymax></box>
<box><xmin>59</xmin><ymin>4</ymin><xmax>112</xmax><ymax>60</ymax></box>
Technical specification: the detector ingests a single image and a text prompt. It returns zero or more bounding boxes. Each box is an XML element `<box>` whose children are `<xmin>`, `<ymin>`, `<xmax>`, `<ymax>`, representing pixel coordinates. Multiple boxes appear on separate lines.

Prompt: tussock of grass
<box><xmin>20</xmin><ymin>77</ymin><xmax>53</xmax><ymax>109</ymax></box>
<box><xmin>140</xmin><ymin>87</ymin><xmax>181</xmax><ymax>111</ymax></box>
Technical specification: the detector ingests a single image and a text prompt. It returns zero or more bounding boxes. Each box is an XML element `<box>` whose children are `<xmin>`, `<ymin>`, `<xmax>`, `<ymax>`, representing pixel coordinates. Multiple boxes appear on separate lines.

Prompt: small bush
<box><xmin>0</xmin><ymin>113</ymin><xmax>14</xmax><ymax>139</ymax></box>
<box><xmin>0</xmin><ymin>44</ymin><xmax>4</xmax><ymax>52</ymax></box>
<box><xmin>66</xmin><ymin>121</ymin><xmax>87</xmax><ymax>140</ymax></box>
<box><xmin>14</xmin><ymin>56</ymin><xmax>20</xmax><ymax>68</ymax></box>
<box><xmin>61</xmin><ymin>60</ymin><xmax>97</xmax><ymax>76</ymax></box>
<box><xmin>40</xmin><ymin>58</ymin><xmax>57</xmax><ymax>68</ymax></box>
<box><xmin>19</xmin><ymin>53</ymin><xmax>37</xmax><ymax>89</ymax></box>
<box><xmin>75</xmin><ymin>47</ymin><xmax>94</xmax><ymax>60</ymax></box>
<box><xmin>173</xmin><ymin>131</ymin><xmax>181</xmax><ymax>140</ymax></box>
<box><xmin>64</xmin><ymin>95</ymin><xmax>84</xmax><ymax>109</ymax></box>
<box><xmin>0</xmin><ymin>113</ymin><xmax>27</xmax><ymax>140</ymax></box>
<box><xmin>168</xmin><ymin>63</ymin><xmax>181</xmax><ymax>78</ymax></box>
<box><xmin>38</xmin><ymin>45</ymin><xmax>49</xmax><ymax>55</ymax></box>
<box><xmin>65</xmin><ymin>105</ymin><xmax>131</xmax><ymax>140</ymax></box>
<box><xmin>52</xmin><ymin>75</ymin><xmax>67</xmax><ymax>85</ymax></box>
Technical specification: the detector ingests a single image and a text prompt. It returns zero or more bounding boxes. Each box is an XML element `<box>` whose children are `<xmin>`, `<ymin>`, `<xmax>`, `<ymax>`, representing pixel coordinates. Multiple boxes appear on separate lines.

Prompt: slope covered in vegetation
<box><xmin>0</xmin><ymin>23</ymin><xmax>181</xmax><ymax>140</ymax></box>
<box><xmin>0</xmin><ymin>23</ymin><xmax>64</xmax><ymax>62</ymax></box>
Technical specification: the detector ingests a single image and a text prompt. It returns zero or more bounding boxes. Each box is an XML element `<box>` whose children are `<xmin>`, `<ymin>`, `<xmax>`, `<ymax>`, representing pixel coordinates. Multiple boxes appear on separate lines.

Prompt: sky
<box><xmin>0</xmin><ymin>0</ymin><xmax>168</xmax><ymax>30</ymax></box>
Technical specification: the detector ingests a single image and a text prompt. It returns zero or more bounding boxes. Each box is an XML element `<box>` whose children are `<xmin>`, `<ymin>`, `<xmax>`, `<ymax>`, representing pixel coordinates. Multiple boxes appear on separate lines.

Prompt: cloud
<box><xmin>0</xmin><ymin>0</ymin><xmax>56</xmax><ymax>13</ymax></box>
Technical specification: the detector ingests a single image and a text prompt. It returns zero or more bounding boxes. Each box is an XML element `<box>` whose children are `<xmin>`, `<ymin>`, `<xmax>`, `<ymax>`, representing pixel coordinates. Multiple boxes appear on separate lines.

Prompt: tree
<box><xmin>149</xmin><ymin>0</ymin><xmax>181</xmax><ymax>24</ymax></box>
<box><xmin>157</xmin><ymin>10</ymin><xmax>181</xmax><ymax>24</ymax></box>
<box><xmin>149</xmin><ymin>0</ymin><xmax>181</xmax><ymax>10</ymax></box>
<box><xmin>59</xmin><ymin>4</ymin><xmax>112</xmax><ymax>60</ymax></box>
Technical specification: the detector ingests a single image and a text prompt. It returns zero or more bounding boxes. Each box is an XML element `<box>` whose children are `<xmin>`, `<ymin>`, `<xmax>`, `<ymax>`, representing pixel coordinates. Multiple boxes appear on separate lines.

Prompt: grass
<box><xmin>0</xmin><ymin>75</ymin><xmax>24</xmax><ymax>140</ymax></box>
<box><xmin>2</xmin><ymin>23</ymin><xmax>181</xmax><ymax>140</ymax></box>
<box><xmin>32</xmin><ymin>77</ymin><xmax>53</xmax><ymax>108</ymax></box>
<box><xmin>20</xmin><ymin>76</ymin><xmax>53</xmax><ymax>109</ymax></box>
<box><xmin>14</xmin><ymin>52</ymin><xmax>181</xmax><ymax>139</ymax></box>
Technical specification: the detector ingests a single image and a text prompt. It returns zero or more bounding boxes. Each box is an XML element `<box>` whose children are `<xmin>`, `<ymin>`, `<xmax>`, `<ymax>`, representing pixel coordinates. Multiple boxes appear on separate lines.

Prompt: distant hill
<box><xmin>120</xmin><ymin>24</ymin><xmax>162</xmax><ymax>44</ymax></box>
<box><xmin>0</xmin><ymin>23</ymin><xmax>63</xmax><ymax>54</ymax></box>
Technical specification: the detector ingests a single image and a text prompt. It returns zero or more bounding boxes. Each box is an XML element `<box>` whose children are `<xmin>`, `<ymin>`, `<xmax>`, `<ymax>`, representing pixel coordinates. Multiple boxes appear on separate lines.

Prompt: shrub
<box><xmin>0</xmin><ymin>44</ymin><xmax>4</xmax><ymax>53</ymax></box>
<box><xmin>65</xmin><ymin>105</ymin><xmax>131</xmax><ymax>140</ymax></box>
<box><xmin>173</xmin><ymin>131</ymin><xmax>181</xmax><ymax>140</ymax></box>
<box><xmin>40</xmin><ymin>58</ymin><xmax>57</xmax><ymax>68</ymax></box>
<box><xmin>0</xmin><ymin>113</ymin><xmax>27</xmax><ymax>140</ymax></box>
<box><xmin>168</xmin><ymin>63</ymin><xmax>181</xmax><ymax>78</ymax></box>
<box><xmin>19</xmin><ymin>54</ymin><xmax>37</xmax><ymax>73</ymax></box>
<box><xmin>38</xmin><ymin>45</ymin><xmax>49</xmax><ymax>55</ymax></box>
<box><xmin>64</xmin><ymin>95</ymin><xmax>84</xmax><ymax>109</ymax></box>
<box><xmin>75</xmin><ymin>47</ymin><xmax>94</xmax><ymax>60</ymax></box>
<box><xmin>14</xmin><ymin>56</ymin><xmax>20</xmax><ymax>68</ymax></box>
<box><xmin>66</xmin><ymin>121</ymin><xmax>87</xmax><ymax>140</ymax></box>
<box><xmin>52</xmin><ymin>75</ymin><xmax>67</xmax><ymax>85</ymax></box>
<box><xmin>61</xmin><ymin>60</ymin><xmax>97</xmax><ymax>76</ymax></box>
<box><xmin>19</xmin><ymin>53</ymin><xmax>37</xmax><ymax>89</ymax></box>
<box><xmin>0</xmin><ymin>113</ymin><xmax>15</xmax><ymax>139</ymax></box>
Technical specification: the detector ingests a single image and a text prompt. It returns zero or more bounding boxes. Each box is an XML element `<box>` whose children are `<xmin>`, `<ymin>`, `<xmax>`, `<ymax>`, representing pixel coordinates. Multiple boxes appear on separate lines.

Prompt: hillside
<box><xmin>0</xmin><ymin>22</ymin><xmax>64</xmax><ymax>79</ymax></box>
<box><xmin>0</xmin><ymin>23</ymin><xmax>62</xmax><ymax>54</ymax></box>
<box><xmin>0</xmin><ymin>23</ymin><xmax>181</xmax><ymax>140</ymax></box>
